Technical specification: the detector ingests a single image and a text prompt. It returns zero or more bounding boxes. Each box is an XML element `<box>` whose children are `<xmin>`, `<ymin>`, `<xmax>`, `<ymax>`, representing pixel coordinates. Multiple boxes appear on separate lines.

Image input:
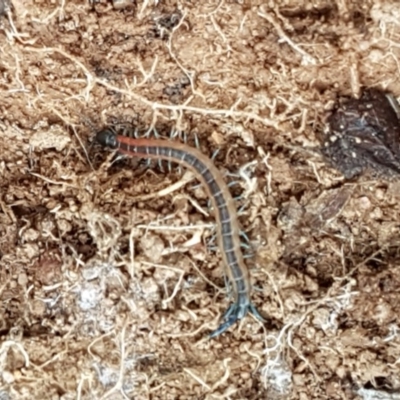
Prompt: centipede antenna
<box><xmin>233</xmin><ymin>195</ymin><xmax>244</xmax><ymax>202</ymax></box>
<box><xmin>211</xmin><ymin>149</ymin><xmax>220</xmax><ymax>161</ymax></box>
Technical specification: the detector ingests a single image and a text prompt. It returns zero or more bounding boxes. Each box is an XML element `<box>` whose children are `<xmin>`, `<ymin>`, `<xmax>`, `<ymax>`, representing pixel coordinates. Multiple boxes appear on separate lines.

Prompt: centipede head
<box><xmin>95</xmin><ymin>128</ymin><xmax>118</xmax><ymax>149</ymax></box>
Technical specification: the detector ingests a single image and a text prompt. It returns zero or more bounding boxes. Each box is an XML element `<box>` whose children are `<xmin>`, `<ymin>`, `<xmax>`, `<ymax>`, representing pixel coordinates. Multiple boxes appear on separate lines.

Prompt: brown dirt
<box><xmin>1</xmin><ymin>1</ymin><xmax>400</xmax><ymax>399</ymax></box>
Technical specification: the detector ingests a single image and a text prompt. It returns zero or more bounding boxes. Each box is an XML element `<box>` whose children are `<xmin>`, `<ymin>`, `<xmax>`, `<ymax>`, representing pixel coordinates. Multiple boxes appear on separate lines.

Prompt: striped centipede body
<box><xmin>96</xmin><ymin>129</ymin><xmax>263</xmax><ymax>337</ymax></box>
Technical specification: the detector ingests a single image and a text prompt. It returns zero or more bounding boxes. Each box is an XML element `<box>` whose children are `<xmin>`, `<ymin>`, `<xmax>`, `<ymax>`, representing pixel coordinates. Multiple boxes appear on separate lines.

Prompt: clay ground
<box><xmin>1</xmin><ymin>0</ymin><xmax>400</xmax><ymax>399</ymax></box>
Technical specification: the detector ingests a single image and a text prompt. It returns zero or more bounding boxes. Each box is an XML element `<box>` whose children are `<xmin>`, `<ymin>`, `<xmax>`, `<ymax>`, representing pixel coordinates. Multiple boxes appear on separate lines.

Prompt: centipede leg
<box><xmin>206</xmin><ymin>231</ymin><xmax>217</xmax><ymax>245</ymax></box>
<box><xmin>227</xmin><ymin>180</ymin><xmax>239</xmax><ymax>188</ymax></box>
<box><xmin>153</xmin><ymin>128</ymin><xmax>161</xmax><ymax>139</ymax></box>
<box><xmin>157</xmin><ymin>159</ymin><xmax>165</xmax><ymax>172</ymax></box>
<box><xmin>249</xmin><ymin>303</ymin><xmax>266</xmax><ymax>322</ymax></box>
<box><xmin>225</xmin><ymin>171</ymin><xmax>240</xmax><ymax>179</ymax></box>
<box><xmin>142</xmin><ymin>127</ymin><xmax>152</xmax><ymax>138</ymax></box>
<box><xmin>211</xmin><ymin>149</ymin><xmax>220</xmax><ymax>161</ymax></box>
<box><xmin>190</xmin><ymin>183</ymin><xmax>202</xmax><ymax>191</ymax></box>
<box><xmin>233</xmin><ymin>194</ymin><xmax>245</xmax><ymax>202</ymax></box>
<box><xmin>237</xmin><ymin>204</ymin><xmax>247</xmax><ymax>215</ymax></box>
<box><xmin>240</xmin><ymin>242</ymin><xmax>251</xmax><ymax>250</ymax></box>
<box><xmin>170</xmin><ymin>128</ymin><xmax>179</xmax><ymax>139</ymax></box>
<box><xmin>223</xmin><ymin>273</ymin><xmax>233</xmax><ymax>301</ymax></box>
<box><xmin>239</xmin><ymin>230</ymin><xmax>250</xmax><ymax>243</ymax></box>
<box><xmin>243</xmin><ymin>253</ymin><xmax>254</xmax><ymax>259</ymax></box>
<box><xmin>194</xmin><ymin>132</ymin><xmax>200</xmax><ymax>149</ymax></box>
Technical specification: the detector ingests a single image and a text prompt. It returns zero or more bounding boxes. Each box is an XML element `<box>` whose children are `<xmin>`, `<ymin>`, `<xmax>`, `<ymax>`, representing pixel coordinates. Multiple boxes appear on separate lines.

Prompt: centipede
<box><xmin>95</xmin><ymin>128</ymin><xmax>264</xmax><ymax>338</ymax></box>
